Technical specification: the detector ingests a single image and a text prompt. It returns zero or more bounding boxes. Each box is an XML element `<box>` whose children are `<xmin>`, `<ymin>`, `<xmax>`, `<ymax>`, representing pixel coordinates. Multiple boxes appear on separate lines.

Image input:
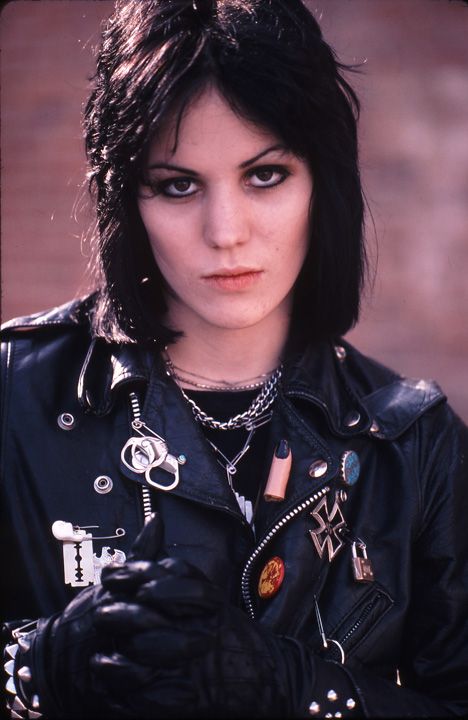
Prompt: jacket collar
<box><xmin>3</xmin><ymin>296</ymin><xmax>444</xmax><ymax>436</ymax></box>
<box><xmin>78</xmin><ymin>338</ymin><xmax>150</xmax><ymax>415</ymax></box>
<box><xmin>77</xmin><ymin>334</ymin><xmax>372</xmax><ymax>436</ymax></box>
<box><xmin>282</xmin><ymin>342</ymin><xmax>372</xmax><ymax>436</ymax></box>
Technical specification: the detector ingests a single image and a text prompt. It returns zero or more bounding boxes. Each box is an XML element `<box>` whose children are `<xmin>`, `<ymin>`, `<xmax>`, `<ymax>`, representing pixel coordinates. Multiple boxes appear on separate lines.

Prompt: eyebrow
<box><xmin>147</xmin><ymin>144</ymin><xmax>288</xmax><ymax>175</ymax></box>
<box><xmin>239</xmin><ymin>144</ymin><xmax>287</xmax><ymax>168</ymax></box>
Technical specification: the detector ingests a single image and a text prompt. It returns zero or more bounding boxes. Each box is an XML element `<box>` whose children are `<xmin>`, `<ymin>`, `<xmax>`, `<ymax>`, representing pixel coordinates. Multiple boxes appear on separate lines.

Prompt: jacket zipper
<box><xmin>338</xmin><ymin>592</ymin><xmax>385</xmax><ymax>649</ymax></box>
<box><xmin>241</xmin><ymin>484</ymin><xmax>330</xmax><ymax>619</ymax></box>
<box><xmin>129</xmin><ymin>391</ymin><xmax>153</xmax><ymax>521</ymax></box>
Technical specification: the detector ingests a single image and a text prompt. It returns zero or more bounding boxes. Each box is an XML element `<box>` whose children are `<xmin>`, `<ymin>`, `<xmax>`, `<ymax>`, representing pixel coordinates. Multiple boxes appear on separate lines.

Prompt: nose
<box><xmin>202</xmin><ymin>187</ymin><xmax>250</xmax><ymax>249</ymax></box>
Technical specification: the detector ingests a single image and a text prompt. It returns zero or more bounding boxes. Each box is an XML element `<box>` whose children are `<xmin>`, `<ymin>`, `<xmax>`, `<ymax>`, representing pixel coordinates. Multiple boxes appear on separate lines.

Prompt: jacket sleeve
<box><xmin>332</xmin><ymin>402</ymin><xmax>468</xmax><ymax>717</ymax></box>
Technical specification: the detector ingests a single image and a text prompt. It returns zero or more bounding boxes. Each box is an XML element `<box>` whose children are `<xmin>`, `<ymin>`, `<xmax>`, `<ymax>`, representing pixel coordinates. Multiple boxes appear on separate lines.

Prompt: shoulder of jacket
<box><xmin>338</xmin><ymin>339</ymin><xmax>446</xmax><ymax>440</ymax></box>
<box><xmin>1</xmin><ymin>295</ymin><xmax>93</xmax><ymax>335</ymax></box>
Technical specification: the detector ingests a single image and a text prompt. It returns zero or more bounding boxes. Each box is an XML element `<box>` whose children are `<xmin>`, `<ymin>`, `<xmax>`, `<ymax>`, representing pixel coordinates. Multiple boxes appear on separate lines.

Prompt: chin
<box><xmin>203</xmin><ymin>311</ymin><xmax>272</xmax><ymax>332</ymax></box>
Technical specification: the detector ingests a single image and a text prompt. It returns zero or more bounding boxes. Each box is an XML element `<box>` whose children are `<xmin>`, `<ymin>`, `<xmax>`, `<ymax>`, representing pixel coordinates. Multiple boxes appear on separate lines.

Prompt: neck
<box><xmin>165</xmin><ymin>314</ymin><xmax>289</xmax><ymax>387</ymax></box>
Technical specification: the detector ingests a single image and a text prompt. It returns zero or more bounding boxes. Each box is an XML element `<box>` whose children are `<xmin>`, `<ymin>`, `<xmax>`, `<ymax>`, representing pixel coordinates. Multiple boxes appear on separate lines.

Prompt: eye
<box><xmin>144</xmin><ymin>176</ymin><xmax>199</xmax><ymax>198</ymax></box>
<box><xmin>160</xmin><ymin>177</ymin><xmax>198</xmax><ymax>197</ymax></box>
<box><xmin>247</xmin><ymin>165</ymin><xmax>290</xmax><ymax>189</ymax></box>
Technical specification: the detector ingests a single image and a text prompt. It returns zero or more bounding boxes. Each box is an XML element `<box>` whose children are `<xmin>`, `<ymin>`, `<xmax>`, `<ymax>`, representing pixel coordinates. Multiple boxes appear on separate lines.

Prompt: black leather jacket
<box><xmin>2</xmin><ymin>298</ymin><xmax>468</xmax><ymax>718</ymax></box>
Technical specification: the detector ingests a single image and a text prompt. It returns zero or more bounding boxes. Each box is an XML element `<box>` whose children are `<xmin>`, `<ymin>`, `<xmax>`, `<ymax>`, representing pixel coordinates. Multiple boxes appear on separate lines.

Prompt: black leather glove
<box><xmin>4</xmin><ymin>517</ymin><xmax>165</xmax><ymax>719</ymax></box>
<box><xmin>92</xmin><ymin>518</ymin><xmax>361</xmax><ymax>718</ymax></box>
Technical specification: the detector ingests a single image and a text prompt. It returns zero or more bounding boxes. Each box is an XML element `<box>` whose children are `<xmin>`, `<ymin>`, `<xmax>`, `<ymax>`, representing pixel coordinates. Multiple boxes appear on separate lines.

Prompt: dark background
<box><xmin>1</xmin><ymin>0</ymin><xmax>468</xmax><ymax>421</ymax></box>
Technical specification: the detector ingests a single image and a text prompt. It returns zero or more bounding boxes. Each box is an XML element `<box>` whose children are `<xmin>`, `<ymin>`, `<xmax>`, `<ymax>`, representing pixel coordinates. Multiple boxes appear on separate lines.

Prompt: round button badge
<box><xmin>258</xmin><ymin>556</ymin><xmax>285</xmax><ymax>599</ymax></box>
<box><xmin>340</xmin><ymin>450</ymin><xmax>360</xmax><ymax>486</ymax></box>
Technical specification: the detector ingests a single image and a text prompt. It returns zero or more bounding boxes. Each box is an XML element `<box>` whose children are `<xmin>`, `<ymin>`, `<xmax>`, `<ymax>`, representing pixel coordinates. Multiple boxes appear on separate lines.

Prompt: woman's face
<box><xmin>138</xmin><ymin>86</ymin><xmax>313</xmax><ymax>337</ymax></box>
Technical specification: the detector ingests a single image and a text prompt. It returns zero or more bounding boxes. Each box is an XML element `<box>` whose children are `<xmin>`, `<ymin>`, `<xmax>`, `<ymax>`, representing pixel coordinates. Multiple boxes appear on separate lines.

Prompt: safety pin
<box><xmin>131</xmin><ymin>419</ymin><xmax>166</xmax><ymax>442</ymax></box>
<box><xmin>314</xmin><ymin>596</ymin><xmax>346</xmax><ymax>664</ymax></box>
<box><xmin>76</xmin><ymin>525</ymin><xmax>125</xmax><ymax>540</ymax></box>
<box><xmin>52</xmin><ymin>521</ymin><xmax>125</xmax><ymax>542</ymax></box>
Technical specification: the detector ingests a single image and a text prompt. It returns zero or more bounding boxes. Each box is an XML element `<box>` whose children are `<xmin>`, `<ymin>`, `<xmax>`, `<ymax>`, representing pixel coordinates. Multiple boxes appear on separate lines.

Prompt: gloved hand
<box><xmin>90</xmin><ymin>520</ymin><xmax>316</xmax><ymax>718</ymax></box>
<box><xmin>5</xmin><ymin>517</ymin><xmax>165</xmax><ymax>719</ymax></box>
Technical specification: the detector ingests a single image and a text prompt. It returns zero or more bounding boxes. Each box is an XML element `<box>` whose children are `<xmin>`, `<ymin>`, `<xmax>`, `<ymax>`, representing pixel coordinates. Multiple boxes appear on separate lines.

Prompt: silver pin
<box><xmin>309</xmin><ymin>494</ymin><xmax>346</xmax><ymax>562</ymax></box>
<box><xmin>93</xmin><ymin>546</ymin><xmax>127</xmax><ymax>584</ymax></box>
<box><xmin>121</xmin><ymin>419</ymin><xmax>181</xmax><ymax>491</ymax></box>
<box><xmin>314</xmin><ymin>597</ymin><xmax>346</xmax><ymax>664</ymax></box>
<box><xmin>52</xmin><ymin>521</ymin><xmax>126</xmax><ymax>587</ymax></box>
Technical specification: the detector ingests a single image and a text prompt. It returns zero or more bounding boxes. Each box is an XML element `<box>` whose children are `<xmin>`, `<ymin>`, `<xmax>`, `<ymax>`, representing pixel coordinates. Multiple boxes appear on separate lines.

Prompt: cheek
<box><xmin>271</xmin><ymin>197</ymin><xmax>311</xmax><ymax>262</ymax></box>
<box><xmin>138</xmin><ymin>201</ymin><xmax>183</xmax><ymax>265</ymax></box>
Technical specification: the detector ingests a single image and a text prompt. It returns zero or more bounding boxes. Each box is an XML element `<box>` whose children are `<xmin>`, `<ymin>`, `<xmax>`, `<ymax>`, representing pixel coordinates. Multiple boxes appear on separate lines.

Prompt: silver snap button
<box><xmin>370</xmin><ymin>420</ymin><xmax>380</xmax><ymax>434</ymax></box>
<box><xmin>309</xmin><ymin>459</ymin><xmax>328</xmax><ymax>478</ymax></box>
<box><xmin>57</xmin><ymin>413</ymin><xmax>75</xmax><ymax>430</ymax></box>
<box><xmin>94</xmin><ymin>475</ymin><xmax>113</xmax><ymax>494</ymax></box>
<box><xmin>344</xmin><ymin>410</ymin><xmax>360</xmax><ymax>428</ymax></box>
<box><xmin>334</xmin><ymin>345</ymin><xmax>346</xmax><ymax>361</ymax></box>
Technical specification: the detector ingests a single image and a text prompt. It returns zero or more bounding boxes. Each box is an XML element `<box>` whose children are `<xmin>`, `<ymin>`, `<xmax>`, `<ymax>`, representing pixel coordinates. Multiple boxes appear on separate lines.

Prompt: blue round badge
<box><xmin>340</xmin><ymin>450</ymin><xmax>360</xmax><ymax>486</ymax></box>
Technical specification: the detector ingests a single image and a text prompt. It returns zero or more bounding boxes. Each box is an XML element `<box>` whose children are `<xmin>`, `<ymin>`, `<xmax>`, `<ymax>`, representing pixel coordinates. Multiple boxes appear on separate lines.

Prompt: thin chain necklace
<box><xmin>166</xmin><ymin>370</ymin><xmax>268</xmax><ymax>392</ymax></box>
<box><xmin>206</xmin><ymin>415</ymin><xmax>270</xmax><ymax>525</ymax></box>
<box><xmin>165</xmin><ymin>358</ymin><xmax>275</xmax><ymax>392</ymax></box>
<box><xmin>164</xmin><ymin>352</ymin><xmax>282</xmax><ymax>431</ymax></box>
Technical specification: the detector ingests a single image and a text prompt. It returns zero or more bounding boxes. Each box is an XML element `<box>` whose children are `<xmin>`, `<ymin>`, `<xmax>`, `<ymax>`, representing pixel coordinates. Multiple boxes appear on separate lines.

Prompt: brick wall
<box><xmin>2</xmin><ymin>0</ymin><xmax>468</xmax><ymax>420</ymax></box>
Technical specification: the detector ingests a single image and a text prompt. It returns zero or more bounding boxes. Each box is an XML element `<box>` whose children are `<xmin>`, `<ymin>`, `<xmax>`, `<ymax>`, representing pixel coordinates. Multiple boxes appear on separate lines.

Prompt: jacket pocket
<box><xmin>327</xmin><ymin>583</ymin><xmax>394</xmax><ymax>661</ymax></box>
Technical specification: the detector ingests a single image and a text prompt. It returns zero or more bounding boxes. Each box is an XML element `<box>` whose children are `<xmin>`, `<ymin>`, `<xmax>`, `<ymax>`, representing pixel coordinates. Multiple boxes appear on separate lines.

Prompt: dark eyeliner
<box><xmin>147</xmin><ymin>176</ymin><xmax>197</xmax><ymax>197</ymax></box>
<box><xmin>247</xmin><ymin>164</ymin><xmax>291</xmax><ymax>186</ymax></box>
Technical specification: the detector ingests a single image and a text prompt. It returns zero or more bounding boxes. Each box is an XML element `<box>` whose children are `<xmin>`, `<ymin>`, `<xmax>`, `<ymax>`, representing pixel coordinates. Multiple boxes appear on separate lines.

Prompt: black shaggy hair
<box><xmin>84</xmin><ymin>0</ymin><xmax>366</xmax><ymax>351</ymax></box>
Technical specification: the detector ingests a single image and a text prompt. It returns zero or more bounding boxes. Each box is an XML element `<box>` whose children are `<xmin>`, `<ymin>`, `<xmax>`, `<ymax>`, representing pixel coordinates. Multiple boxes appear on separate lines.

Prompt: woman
<box><xmin>1</xmin><ymin>0</ymin><xmax>467</xmax><ymax>718</ymax></box>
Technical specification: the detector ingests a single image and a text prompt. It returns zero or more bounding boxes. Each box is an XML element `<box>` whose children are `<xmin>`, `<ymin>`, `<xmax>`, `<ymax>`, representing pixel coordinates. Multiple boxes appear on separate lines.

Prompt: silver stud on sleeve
<box><xmin>346</xmin><ymin>698</ymin><xmax>356</xmax><ymax>710</ymax></box>
<box><xmin>308</xmin><ymin>701</ymin><xmax>320</xmax><ymax>715</ymax></box>
<box><xmin>3</xmin><ymin>624</ymin><xmax>43</xmax><ymax>719</ymax></box>
<box><xmin>17</xmin><ymin>667</ymin><xmax>32</xmax><ymax>683</ymax></box>
<box><xmin>327</xmin><ymin>689</ymin><xmax>338</xmax><ymax>702</ymax></box>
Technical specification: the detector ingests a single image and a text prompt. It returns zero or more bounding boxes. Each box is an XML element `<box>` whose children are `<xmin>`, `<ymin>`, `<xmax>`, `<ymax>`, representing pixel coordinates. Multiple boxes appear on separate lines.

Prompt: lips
<box><xmin>202</xmin><ymin>268</ymin><xmax>263</xmax><ymax>291</ymax></box>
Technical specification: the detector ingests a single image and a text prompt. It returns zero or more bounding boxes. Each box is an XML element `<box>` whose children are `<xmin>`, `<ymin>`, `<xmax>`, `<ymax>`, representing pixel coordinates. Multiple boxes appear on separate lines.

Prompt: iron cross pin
<box><xmin>308</xmin><ymin>494</ymin><xmax>346</xmax><ymax>561</ymax></box>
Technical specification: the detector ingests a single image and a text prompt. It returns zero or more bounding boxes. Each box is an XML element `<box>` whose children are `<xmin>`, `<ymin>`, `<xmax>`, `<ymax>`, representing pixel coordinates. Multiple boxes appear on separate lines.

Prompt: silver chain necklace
<box><xmin>164</xmin><ymin>357</ymin><xmax>275</xmax><ymax>392</ymax></box>
<box><xmin>165</xmin><ymin>363</ymin><xmax>282</xmax><ymax>430</ymax></box>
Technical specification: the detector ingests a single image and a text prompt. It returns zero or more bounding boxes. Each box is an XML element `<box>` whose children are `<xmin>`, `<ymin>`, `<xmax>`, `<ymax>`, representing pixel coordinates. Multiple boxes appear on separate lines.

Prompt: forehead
<box><xmin>146</xmin><ymin>86</ymin><xmax>282</xmax><ymax>166</ymax></box>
